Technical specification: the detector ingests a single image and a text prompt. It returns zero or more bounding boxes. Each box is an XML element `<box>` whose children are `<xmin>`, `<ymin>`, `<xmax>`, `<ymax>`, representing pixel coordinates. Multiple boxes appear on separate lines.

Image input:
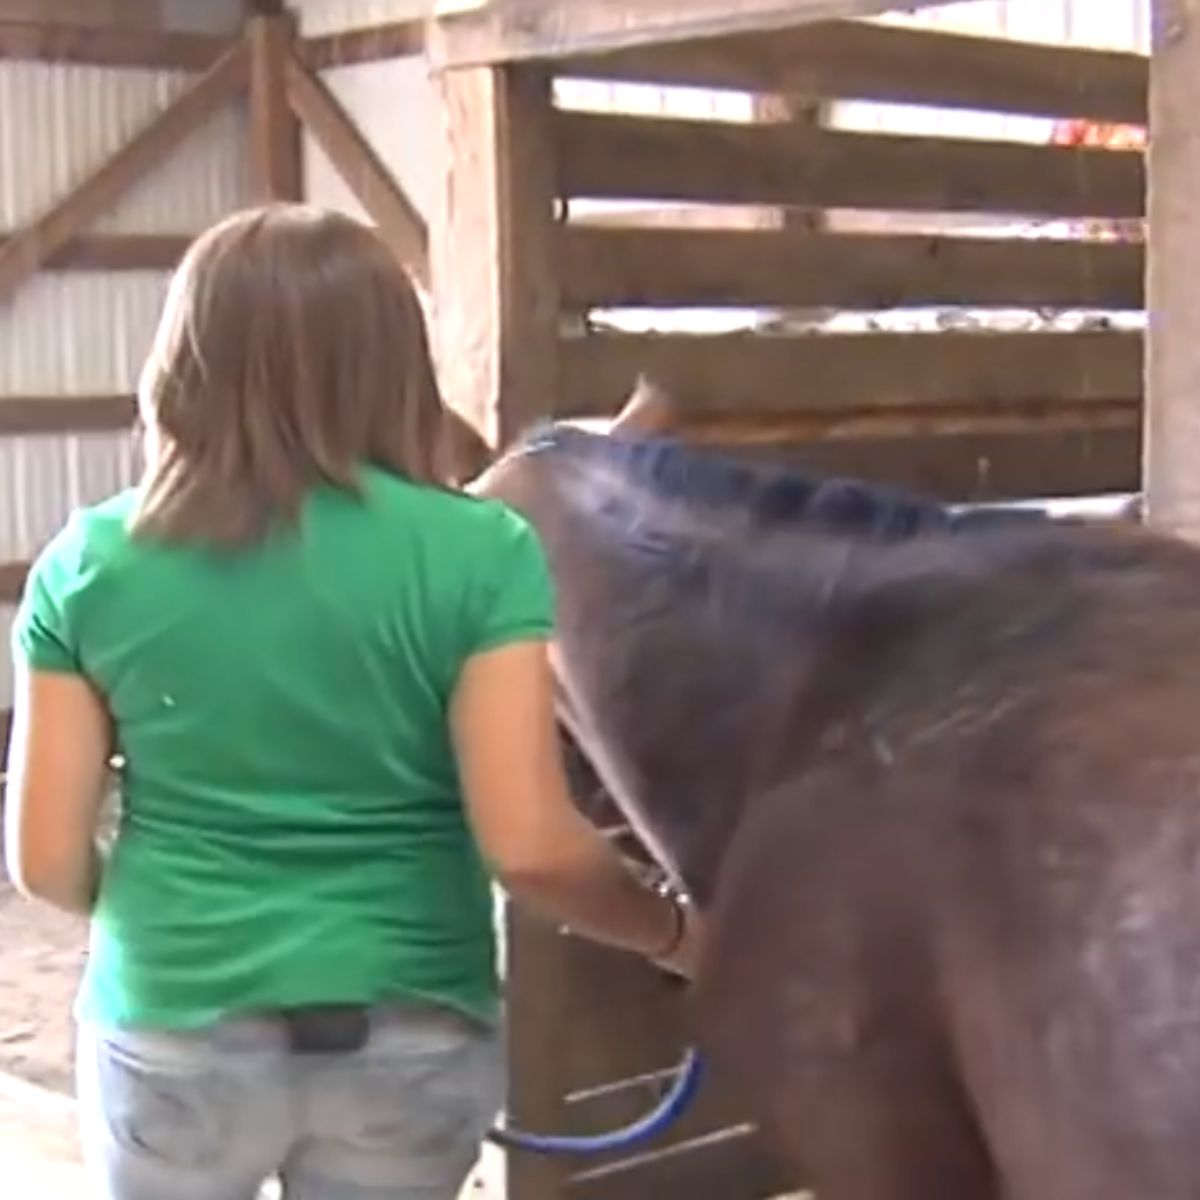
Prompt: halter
<box><xmin>486</xmin><ymin>1047</ymin><xmax>704</xmax><ymax>1156</ymax></box>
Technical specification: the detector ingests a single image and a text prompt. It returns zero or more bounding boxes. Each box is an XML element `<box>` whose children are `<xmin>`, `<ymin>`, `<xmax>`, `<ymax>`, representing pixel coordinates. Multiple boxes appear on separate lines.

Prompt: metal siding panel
<box><xmin>0</xmin><ymin>61</ymin><xmax>250</xmax><ymax>234</ymax></box>
<box><xmin>303</xmin><ymin>59</ymin><xmax>442</xmax><ymax>222</ymax></box>
<box><xmin>1</xmin><ymin>604</ymin><xmax>14</xmax><ymax>712</ymax></box>
<box><xmin>0</xmin><ymin>272</ymin><xmax>167</xmax><ymax>394</ymax></box>
<box><xmin>0</xmin><ymin>431</ymin><xmax>136</xmax><ymax>564</ymax></box>
<box><xmin>293</xmin><ymin>0</ymin><xmax>430</xmax><ymax>36</ymax></box>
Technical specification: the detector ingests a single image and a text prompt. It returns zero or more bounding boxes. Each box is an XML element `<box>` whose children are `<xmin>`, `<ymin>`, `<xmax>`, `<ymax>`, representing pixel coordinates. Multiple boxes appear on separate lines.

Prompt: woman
<box><xmin>3</xmin><ymin>205</ymin><xmax>699</xmax><ymax>1200</ymax></box>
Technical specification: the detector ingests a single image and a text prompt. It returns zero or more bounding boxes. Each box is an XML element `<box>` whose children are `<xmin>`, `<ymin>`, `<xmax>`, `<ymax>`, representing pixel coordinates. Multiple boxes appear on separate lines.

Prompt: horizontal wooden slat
<box><xmin>0</xmin><ymin>395</ymin><xmax>136</xmax><ymax>435</ymax></box>
<box><xmin>561</xmin><ymin>228</ymin><xmax>1145</xmax><ymax>311</ymax></box>
<box><xmin>428</xmin><ymin>0</ymin><xmax>949</xmax><ymax>68</ymax></box>
<box><xmin>300</xmin><ymin>20</ymin><xmax>424</xmax><ymax>70</ymax></box>
<box><xmin>558</xmin><ymin>331</ymin><xmax>1143</xmax><ymax>418</ymax></box>
<box><xmin>557</xmin><ymin>113</ymin><xmax>1145</xmax><ymax>219</ymax></box>
<box><xmin>564</xmin><ymin>20</ymin><xmax>1147</xmax><ymax>125</ymax></box>
<box><xmin>569</xmin><ymin>1128</ymin><xmax>794</xmax><ymax>1200</ymax></box>
<box><xmin>720</xmin><ymin>426</ymin><xmax>1141</xmax><ymax>502</ymax></box>
<box><xmin>0</xmin><ymin>233</ymin><xmax>189</xmax><ymax>272</ymax></box>
<box><xmin>0</xmin><ymin>562</ymin><xmax>30</xmax><ymax>605</ymax></box>
<box><xmin>674</xmin><ymin>399</ymin><xmax>1140</xmax><ymax>443</ymax></box>
<box><xmin>558</xmin><ymin>936</ymin><xmax>692</xmax><ymax>1088</ymax></box>
<box><xmin>0</xmin><ymin>20</ymin><xmax>231</xmax><ymax>68</ymax></box>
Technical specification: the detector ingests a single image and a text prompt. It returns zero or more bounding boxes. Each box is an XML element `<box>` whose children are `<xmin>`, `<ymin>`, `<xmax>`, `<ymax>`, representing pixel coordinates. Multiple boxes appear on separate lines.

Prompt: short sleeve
<box><xmin>467</xmin><ymin>506</ymin><xmax>555</xmax><ymax>656</ymax></box>
<box><xmin>11</xmin><ymin>527</ymin><xmax>83</xmax><ymax>675</ymax></box>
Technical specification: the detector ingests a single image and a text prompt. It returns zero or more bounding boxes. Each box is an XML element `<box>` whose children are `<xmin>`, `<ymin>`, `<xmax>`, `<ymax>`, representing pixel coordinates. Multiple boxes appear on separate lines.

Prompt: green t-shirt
<box><xmin>11</xmin><ymin>467</ymin><xmax>554</xmax><ymax>1030</ymax></box>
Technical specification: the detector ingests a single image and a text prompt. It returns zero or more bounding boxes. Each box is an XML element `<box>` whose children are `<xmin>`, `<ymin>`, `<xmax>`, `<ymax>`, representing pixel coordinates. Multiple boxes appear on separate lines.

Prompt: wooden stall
<box><xmin>423</xmin><ymin>2</ymin><xmax>1168</xmax><ymax>1198</ymax></box>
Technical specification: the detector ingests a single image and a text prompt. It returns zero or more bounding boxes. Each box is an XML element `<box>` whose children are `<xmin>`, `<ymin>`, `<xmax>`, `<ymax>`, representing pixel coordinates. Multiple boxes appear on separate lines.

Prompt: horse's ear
<box><xmin>610</xmin><ymin>373</ymin><xmax>677</xmax><ymax>437</ymax></box>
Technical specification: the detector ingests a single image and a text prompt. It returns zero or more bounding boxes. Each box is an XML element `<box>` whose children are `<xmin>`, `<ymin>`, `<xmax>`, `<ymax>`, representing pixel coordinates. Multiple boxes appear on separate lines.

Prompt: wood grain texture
<box><xmin>557</xmin><ymin>331</ymin><xmax>1144</xmax><ymax>418</ymax></box>
<box><xmin>556</xmin><ymin>112</ymin><xmax>1145</xmax><ymax>220</ymax></box>
<box><xmin>1144</xmin><ymin>0</ymin><xmax>1200</xmax><ymax>540</ymax></box>
<box><xmin>563</xmin><ymin>20</ymin><xmax>1147</xmax><ymax>124</ymax></box>
<box><xmin>561</xmin><ymin>227</ymin><xmax>1144</xmax><ymax>311</ymax></box>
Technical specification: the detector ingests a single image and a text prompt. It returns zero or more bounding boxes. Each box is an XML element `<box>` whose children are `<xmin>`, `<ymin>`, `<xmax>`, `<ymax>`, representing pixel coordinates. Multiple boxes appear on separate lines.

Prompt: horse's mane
<box><xmin>519</xmin><ymin>422</ymin><xmax>1043</xmax><ymax>543</ymax></box>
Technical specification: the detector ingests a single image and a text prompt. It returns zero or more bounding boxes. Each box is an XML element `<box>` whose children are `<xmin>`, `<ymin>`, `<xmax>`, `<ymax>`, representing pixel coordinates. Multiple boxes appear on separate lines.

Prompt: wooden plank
<box><xmin>0</xmin><ymin>562</ymin><xmax>29</xmax><ymax>605</ymax></box>
<box><xmin>726</xmin><ymin>426</ymin><xmax>1142</xmax><ymax>501</ymax></box>
<box><xmin>674</xmin><ymin>399</ymin><xmax>1141</xmax><ymax>443</ymax></box>
<box><xmin>300</xmin><ymin>20</ymin><xmax>424</xmax><ymax>70</ymax></box>
<box><xmin>431</xmin><ymin>64</ymin><xmax>561</xmax><ymax>446</ymax></box>
<box><xmin>561</xmin><ymin>228</ymin><xmax>1145</xmax><ymax>311</ymax></box>
<box><xmin>0</xmin><ymin>20</ymin><xmax>231</xmax><ymax>68</ymax></box>
<box><xmin>249</xmin><ymin>14</ymin><xmax>303</xmax><ymax>202</ymax></box>
<box><xmin>0</xmin><ymin>234</ymin><xmax>188</xmax><ymax>272</ymax></box>
<box><xmin>563</xmin><ymin>20</ymin><xmax>1148</xmax><ymax>125</ymax></box>
<box><xmin>557</xmin><ymin>331</ymin><xmax>1144</xmax><ymax>419</ymax></box>
<box><xmin>556</xmin><ymin>112</ymin><xmax>1146</xmax><ymax>220</ymax></box>
<box><xmin>428</xmin><ymin>0</ymin><xmax>950</xmax><ymax>69</ymax></box>
<box><xmin>503</xmin><ymin>909</ymin><xmax>573</xmax><ymax>1200</ymax></box>
<box><xmin>0</xmin><ymin>394</ymin><xmax>136</xmax><ymax>435</ymax></box>
<box><xmin>570</xmin><ymin>1129</ymin><xmax>792</xmax><ymax>1200</ymax></box>
<box><xmin>0</xmin><ymin>40</ymin><xmax>248</xmax><ymax>309</ymax></box>
<box><xmin>284</xmin><ymin>50</ymin><xmax>429</xmax><ymax>289</ymax></box>
<box><xmin>1144</xmin><ymin>0</ymin><xmax>1200</xmax><ymax>540</ymax></box>
<box><xmin>558</xmin><ymin>937</ymin><xmax>690</xmax><ymax>1088</ymax></box>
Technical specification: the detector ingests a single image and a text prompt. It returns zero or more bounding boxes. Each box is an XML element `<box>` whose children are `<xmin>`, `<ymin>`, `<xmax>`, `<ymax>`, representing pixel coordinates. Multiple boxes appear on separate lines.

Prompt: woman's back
<box><xmin>27</xmin><ymin>467</ymin><xmax>548</xmax><ymax>1028</ymax></box>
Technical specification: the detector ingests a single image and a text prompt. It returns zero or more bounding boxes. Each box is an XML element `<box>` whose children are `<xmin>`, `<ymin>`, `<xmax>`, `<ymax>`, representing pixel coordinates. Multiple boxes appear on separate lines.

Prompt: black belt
<box><xmin>279</xmin><ymin>1004</ymin><xmax>371</xmax><ymax>1055</ymax></box>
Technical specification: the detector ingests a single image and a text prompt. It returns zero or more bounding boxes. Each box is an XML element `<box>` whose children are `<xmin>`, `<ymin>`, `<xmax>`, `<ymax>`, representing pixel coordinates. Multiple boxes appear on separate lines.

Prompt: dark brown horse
<box><xmin>476</xmin><ymin>421</ymin><xmax>1200</xmax><ymax>1200</ymax></box>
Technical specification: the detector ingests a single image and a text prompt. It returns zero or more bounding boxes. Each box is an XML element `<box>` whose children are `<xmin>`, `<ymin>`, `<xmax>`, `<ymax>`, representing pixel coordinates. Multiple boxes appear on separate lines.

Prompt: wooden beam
<box><xmin>0</xmin><ymin>40</ymin><xmax>248</xmax><ymax>310</ymax></box>
<box><xmin>673</xmin><ymin>398</ymin><xmax>1141</xmax><ymax>441</ymax></box>
<box><xmin>557</xmin><ymin>331</ymin><xmax>1143</xmax><ymax>418</ymax></box>
<box><xmin>428</xmin><ymin>0</ymin><xmax>951</xmax><ymax>69</ymax></box>
<box><xmin>284</xmin><ymin>49</ymin><xmax>429</xmax><ymax>289</ymax></box>
<box><xmin>703</xmin><ymin>426</ymin><xmax>1142</xmax><ymax>502</ymax></box>
<box><xmin>431</xmin><ymin>65</ymin><xmax>561</xmax><ymax>447</ymax></box>
<box><xmin>0</xmin><ymin>233</ymin><xmax>188</xmax><ymax>272</ymax></box>
<box><xmin>561</xmin><ymin>228</ymin><xmax>1145</xmax><ymax>311</ymax></box>
<box><xmin>300</xmin><ymin>21</ymin><xmax>424</xmax><ymax>70</ymax></box>
<box><xmin>562</xmin><ymin>21</ymin><xmax>1148</xmax><ymax>125</ymax></box>
<box><xmin>0</xmin><ymin>561</ymin><xmax>29</xmax><ymax>605</ymax></box>
<box><xmin>249</xmin><ymin>14</ymin><xmax>303</xmax><ymax>202</ymax></box>
<box><xmin>0</xmin><ymin>394</ymin><xmax>136</xmax><ymax>435</ymax></box>
<box><xmin>0</xmin><ymin>20</ymin><xmax>231</xmax><ymax>69</ymax></box>
<box><xmin>1144</xmin><ymin>0</ymin><xmax>1200</xmax><ymax>540</ymax></box>
<box><xmin>557</xmin><ymin>113</ymin><xmax>1146</xmax><ymax>220</ymax></box>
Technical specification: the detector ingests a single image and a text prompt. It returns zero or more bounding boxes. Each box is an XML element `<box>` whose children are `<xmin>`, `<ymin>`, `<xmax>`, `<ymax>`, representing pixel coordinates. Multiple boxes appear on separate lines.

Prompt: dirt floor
<box><xmin>0</xmin><ymin>866</ymin><xmax>501</xmax><ymax>1196</ymax></box>
<box><xmin>0</xmin><ymin>874</ymin><xmax>83</xmax><ymax>1096</ymax></box>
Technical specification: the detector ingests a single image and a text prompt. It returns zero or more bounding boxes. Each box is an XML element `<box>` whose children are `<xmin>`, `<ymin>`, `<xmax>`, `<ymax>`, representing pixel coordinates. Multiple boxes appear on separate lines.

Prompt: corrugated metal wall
<box><xmin>0</xmin><ymin>4</ymin><xmax>251</xmax><ymax>715</ymax></box>
<box><xmin>293</xmin><ymin>0</ymin><xmax>440</xmax><ymax>222</ymax></box>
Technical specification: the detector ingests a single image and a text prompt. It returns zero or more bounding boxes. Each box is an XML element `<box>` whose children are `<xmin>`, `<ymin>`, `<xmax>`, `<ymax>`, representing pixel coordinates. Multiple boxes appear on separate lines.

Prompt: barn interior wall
<box><xmin>0</xmin><ymin>37</ymin><xmax>254</xmax><ymax>716</ymax></box>
<box><xmin>841</xmin><ymin>0</ymin><xmax>1149</xmax><ymax>141</ymax></box>
<box><xmin>292</xmin><ymin>0</ymin><xmax>441</xmax><ymax>221</ymax></box>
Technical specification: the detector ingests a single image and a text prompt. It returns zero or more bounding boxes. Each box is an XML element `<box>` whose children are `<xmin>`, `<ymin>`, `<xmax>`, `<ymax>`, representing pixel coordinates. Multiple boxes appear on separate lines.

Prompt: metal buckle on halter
<box><xmin>279</xmin><ymin>1005</ymin><xmax>371</xmax><ymax>1055</ymax></box>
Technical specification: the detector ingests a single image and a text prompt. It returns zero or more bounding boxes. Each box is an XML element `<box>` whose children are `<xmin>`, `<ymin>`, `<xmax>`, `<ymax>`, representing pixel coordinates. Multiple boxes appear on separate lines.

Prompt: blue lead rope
<box><xmin>486</xmin><ymin>1048</ymin><xmax>704</xmax><ymax>1157</ymax></box>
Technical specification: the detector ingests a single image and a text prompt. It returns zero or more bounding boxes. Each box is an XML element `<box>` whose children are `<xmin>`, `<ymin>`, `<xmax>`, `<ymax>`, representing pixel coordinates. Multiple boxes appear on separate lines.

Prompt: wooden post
<box><xmin>1144</xmin><ymin>0</ymin><xmax>1200</xmax><ymax>538</ymax></box>
<box><xmin>431</xmin><ymin>61</ymin><xmax>564</xmax><ymax>1200</ymax></box>
<box><xmin>248</xmin><ymin>13</ymin><xmax>303</xmax><ymax>202</ymax></box>
<box><xmin>431</xmin><ymin>64</ymin><xmax>560</xmax><ymax>449</ymax></box>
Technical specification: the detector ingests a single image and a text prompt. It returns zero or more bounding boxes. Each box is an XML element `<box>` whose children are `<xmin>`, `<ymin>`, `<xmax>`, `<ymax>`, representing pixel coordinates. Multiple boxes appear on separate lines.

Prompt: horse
<box><xmin>474</xmin><ymin>418</ymin><xmax>1200</xmax><ymax>1200</ymax></box>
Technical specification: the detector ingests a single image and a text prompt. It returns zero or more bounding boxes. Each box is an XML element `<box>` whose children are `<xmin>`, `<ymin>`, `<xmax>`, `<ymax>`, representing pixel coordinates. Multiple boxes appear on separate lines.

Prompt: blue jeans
<box><xmin>76</xmin><ymin>1003</ymin><xmax>505</xmax><ymax>1200</ymax></box>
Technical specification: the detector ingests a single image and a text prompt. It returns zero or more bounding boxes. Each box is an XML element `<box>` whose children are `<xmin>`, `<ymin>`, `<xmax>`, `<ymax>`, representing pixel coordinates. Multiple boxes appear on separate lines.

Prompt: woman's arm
<box><xmin>3</xmin><ymin>663</ymin><xmax>112</xmax><ymax>915</ymax></box>
<box><xmin>450</xmin><ymin>639</ymin><xmax>701</xmax><ymax>977</ymax></box>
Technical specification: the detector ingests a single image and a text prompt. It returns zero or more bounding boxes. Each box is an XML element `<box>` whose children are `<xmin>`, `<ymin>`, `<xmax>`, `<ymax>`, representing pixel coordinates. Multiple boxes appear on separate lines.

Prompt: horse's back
<box><xmin>695</xmin><ymin>527</ymin><xmax>1200</xmax><ymax>1198</ymax></box>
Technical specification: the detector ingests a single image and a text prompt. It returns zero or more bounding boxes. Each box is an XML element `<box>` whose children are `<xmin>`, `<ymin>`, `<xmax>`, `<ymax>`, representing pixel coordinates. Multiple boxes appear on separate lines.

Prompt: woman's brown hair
<box><xmin>131</xmin><ymin>204</ymin><xmax>450</xmax><ymax>546</ymax></box>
